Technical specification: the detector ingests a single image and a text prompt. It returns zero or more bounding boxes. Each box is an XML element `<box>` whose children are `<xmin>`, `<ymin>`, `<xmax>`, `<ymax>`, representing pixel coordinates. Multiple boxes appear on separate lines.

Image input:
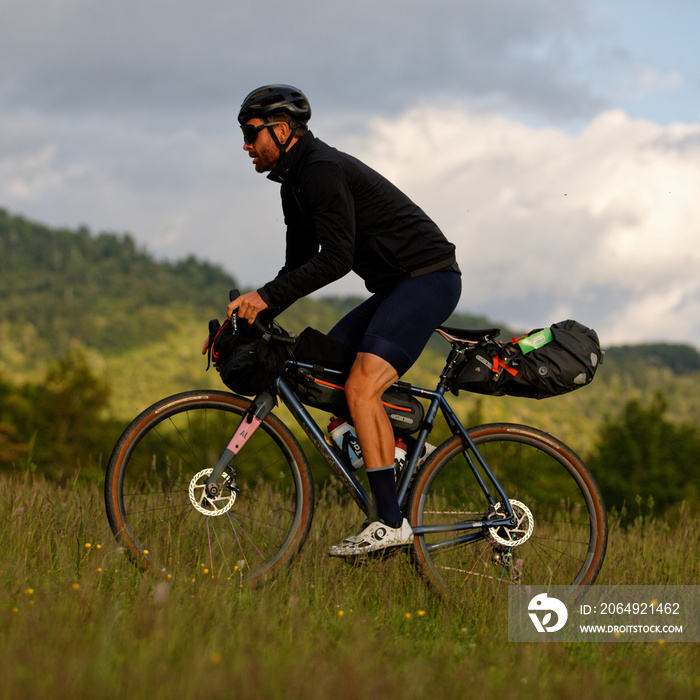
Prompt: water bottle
<box><xmin>328</xmin><ymin>417</ymin><xmax>364</xmax><ymax>470</ymax></box>
<box><xmin>394</xmin><ymin>438</ymin><xmax>407</xmax><ymax>479</ymax></box>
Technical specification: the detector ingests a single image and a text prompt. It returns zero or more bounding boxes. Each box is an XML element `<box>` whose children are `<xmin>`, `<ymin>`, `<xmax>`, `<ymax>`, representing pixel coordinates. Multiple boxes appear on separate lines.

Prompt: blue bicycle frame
<box><xmin>269</xmin><ymin>362</ymin><xmax>517</xmax><ymax>541</ymax></box>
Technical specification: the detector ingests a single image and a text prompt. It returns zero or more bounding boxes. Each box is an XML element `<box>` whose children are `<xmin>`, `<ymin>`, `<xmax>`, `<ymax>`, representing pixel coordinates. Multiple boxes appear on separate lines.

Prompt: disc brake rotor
<box><xmin>487</xmin><ymin>499</ymin><xmax>534</xmax><ymax>547</ymax></box>
<box><xmin>188</xmin><ymin>468</ymin><xmax>236</xmax><ymax>516</ymax></box>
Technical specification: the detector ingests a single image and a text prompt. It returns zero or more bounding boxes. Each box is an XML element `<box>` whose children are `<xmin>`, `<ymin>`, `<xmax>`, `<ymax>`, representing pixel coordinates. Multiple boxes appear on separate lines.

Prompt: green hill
<box><xmin>604</xmin><ymin>344</ymin><xmax>700</xmax><ymax>375</ymax></box>
<box><xmin>0</xmin><ymin>208</ymin><xmax>238</xmax><ymax>357</ymax></box>
<box><xmin>5</xmin><ymin>206</ymin><xmax>698</xmax><ymax>365</ymax></box>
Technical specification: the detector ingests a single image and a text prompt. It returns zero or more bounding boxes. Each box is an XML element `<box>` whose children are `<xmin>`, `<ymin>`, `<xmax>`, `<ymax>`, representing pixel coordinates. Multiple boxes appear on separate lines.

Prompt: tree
<box><xmin>0</xmin><ymin>348</ymin><xmax>118</xmax><ymax>478</ymax></box>
<box><xmin>588</xmin><ymin>392</ymin><xmax>700</xmax><ymax>517</ymax></box>
<box><xmin>0</xmin><ymin>373</ymin><xmax>31</xmax><ymax>467</ymax></box>
<box><xmin>30</xmin><ymin>348</ymin><xmax>115</xmax><ymax>475</ymax></box>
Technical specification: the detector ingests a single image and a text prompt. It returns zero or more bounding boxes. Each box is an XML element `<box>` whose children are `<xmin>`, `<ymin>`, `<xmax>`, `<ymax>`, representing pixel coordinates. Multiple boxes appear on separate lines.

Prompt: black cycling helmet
<box><xmin>238</xmin><ymin>84</ymin><xmax>311</xmax><ymax>125</ymax></box>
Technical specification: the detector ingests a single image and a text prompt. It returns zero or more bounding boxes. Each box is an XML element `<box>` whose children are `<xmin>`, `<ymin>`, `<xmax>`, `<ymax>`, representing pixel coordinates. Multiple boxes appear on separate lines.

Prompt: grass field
<box><xmin>1</xmin><ymin>472</ymin><xmax>698</xmax><ymax>700</ymax></box>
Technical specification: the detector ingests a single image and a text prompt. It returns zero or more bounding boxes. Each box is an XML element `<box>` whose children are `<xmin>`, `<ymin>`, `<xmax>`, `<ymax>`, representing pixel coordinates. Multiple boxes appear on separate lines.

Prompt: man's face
<box><xmin>242</xmin><ymin>118</ymin><xmax>282</xmax><ymax>173</ymax></box>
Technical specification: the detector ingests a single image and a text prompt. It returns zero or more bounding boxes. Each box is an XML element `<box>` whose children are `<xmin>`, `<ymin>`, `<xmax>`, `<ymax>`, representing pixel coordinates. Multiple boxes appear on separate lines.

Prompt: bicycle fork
<box><xmin>203</xmin><ymin>390</ymin><xmax>277</xmax><ymax>498</ymax></box>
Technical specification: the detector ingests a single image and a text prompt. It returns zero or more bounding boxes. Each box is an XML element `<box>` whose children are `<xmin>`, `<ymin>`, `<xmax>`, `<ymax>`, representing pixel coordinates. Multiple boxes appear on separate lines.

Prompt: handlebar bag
<box><xmin>207</xmin><ymin>317</ymin><xmax>293</xmax><ymax>396</ymax></box>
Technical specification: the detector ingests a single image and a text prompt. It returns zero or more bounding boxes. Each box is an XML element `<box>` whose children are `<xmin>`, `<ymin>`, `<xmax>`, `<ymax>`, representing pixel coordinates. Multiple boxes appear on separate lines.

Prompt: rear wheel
<box><xmin>104</xmin><ymin>391</ymin><xmax>314</xmax><ymax>584</ymax></box>
<box><xmin>409</xmin><ymin>424</ymin><xmax>607</xmax><ymax>601</ymax></box>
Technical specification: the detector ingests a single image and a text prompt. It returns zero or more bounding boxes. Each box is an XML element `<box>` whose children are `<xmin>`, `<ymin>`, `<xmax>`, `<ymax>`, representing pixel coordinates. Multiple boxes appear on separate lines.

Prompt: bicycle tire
<box><xmin>408</xmin><ymin>423</ymin><xmax>607</xmax><ymax>601</ymax></box>
<box><xmin>104</xmin><ymin>390</ymin><xmax>314</xmax><ymax>585</ymax></box>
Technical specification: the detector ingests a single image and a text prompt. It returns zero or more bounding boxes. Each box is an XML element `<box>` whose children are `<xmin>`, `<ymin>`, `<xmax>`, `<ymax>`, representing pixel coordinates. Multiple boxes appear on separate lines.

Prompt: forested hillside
<box><xmin>0</xmin><ymin>208</ymin><xmax>236</xmax><ymax>356</ymax></box>
<box><xmin>2</xmin><ymin>208</ymin><xmax>699</xmax><ymax>517</ymax></box>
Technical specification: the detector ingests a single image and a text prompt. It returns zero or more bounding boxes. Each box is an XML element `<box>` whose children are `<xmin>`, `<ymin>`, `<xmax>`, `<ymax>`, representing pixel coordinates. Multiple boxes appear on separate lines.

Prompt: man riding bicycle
<box><xmin>229</xmin><ymin>85</ymin><xmax>461</xmax><ymax>557</ymax></box>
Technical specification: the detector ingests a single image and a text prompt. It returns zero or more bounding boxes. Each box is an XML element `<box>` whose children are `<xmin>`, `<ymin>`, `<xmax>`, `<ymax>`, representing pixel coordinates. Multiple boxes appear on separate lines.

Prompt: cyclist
<box><xmin>228</xmin><ymin>85</ymin><xmax>462</xmax><ymax>557</ymax></box>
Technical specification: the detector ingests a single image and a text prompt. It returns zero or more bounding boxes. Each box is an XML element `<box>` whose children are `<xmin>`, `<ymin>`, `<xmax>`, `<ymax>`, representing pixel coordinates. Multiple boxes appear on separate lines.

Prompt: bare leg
<box><xmin>343</xmin><ymin>352</ymin><xmax>399</xmax><ymax>470</ymax></box>
<box><xmin>327</xmin><ymin>352</ymin><xmax>414</xmax><ymax>553</ymax></box>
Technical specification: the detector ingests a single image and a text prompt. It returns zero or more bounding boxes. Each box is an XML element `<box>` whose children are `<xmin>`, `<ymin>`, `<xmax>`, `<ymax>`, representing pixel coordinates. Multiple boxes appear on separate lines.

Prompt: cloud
<box><xmin>345</xmin><ymin>107</ymin><xmax>700</xmax><ymax>345</ymax></box>
<box><xmin>2</xmin><ymin>0</ymin><xmax>699</xmax><ymax>348</ymax></box>
<box><xmin>0</xmin><ymin>0</ymin><xmax>604</xmax><ymax>123</ymax></box>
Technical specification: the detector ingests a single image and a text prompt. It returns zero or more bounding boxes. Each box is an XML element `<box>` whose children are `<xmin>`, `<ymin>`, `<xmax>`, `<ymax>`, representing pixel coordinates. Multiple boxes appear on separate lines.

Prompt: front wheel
<box><xmin>104</xmin><ymin>391</ymin><xmax>314</xmax><ymax>584</ymax></box>
<box><xmin>408</xmin><ymin>424</ymin><xmax>607</xmax><ymax>602</ymax></box>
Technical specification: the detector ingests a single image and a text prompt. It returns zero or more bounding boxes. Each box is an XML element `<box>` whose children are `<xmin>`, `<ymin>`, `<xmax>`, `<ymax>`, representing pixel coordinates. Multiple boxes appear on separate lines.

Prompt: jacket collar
<box><xmin>267</xmin><ymin>130</ymin><xmax>314</xmax><ymax>184</ymax></box>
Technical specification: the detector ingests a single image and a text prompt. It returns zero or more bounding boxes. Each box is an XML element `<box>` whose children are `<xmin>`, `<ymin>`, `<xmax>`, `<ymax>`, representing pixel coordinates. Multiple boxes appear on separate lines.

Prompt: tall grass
<box><xmin>1</xmin><ymin>472</ymin><xmax>698</xmax><ymax>700</ymax></box>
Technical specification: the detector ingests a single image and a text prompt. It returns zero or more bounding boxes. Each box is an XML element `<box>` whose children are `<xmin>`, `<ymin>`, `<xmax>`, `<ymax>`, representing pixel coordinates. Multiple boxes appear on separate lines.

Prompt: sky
<box><xmin>1</xmin><ymin>0</ymin><xmax>699</xmax><ymax>349</ymax></box>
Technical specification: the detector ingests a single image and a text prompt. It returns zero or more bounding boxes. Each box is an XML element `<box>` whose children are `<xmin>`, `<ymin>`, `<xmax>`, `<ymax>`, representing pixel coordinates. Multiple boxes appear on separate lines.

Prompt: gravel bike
<box><xmin>104</xmin><ymin>321</ymin><xmax>608</xmax><ymax>601</ymax></box>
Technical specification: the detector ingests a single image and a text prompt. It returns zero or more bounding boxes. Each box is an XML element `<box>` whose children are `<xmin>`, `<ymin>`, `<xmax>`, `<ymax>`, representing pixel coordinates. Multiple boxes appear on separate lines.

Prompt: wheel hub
<box><xmin>487</xmin><ymin>499</ymin><xmax>534</xmax><ymax>547</ymax></box>
<box><xmin>189</xmin><ymin>468</ymin><xmax>236</xmax><ymax>516</ymax></box>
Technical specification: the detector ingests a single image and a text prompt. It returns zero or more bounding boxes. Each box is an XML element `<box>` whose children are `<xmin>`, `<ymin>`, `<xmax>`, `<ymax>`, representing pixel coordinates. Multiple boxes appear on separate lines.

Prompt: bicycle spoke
<box><xmin>410</xmin><ymin>425</ymin><xmax>607</xmax><ymax>601</ymax></box>
<box><xmin>105</xmin><ymin>391</ymin><xmax>313</xmax><ymax>585</ymax></box>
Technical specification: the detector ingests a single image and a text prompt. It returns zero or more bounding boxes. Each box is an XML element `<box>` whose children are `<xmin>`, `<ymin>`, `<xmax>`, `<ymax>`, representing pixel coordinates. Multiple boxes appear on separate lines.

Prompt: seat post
<box><xmin>438</xmin><ymin>342</ymin><xmax>466</xmax><ymax>390</ymax></box>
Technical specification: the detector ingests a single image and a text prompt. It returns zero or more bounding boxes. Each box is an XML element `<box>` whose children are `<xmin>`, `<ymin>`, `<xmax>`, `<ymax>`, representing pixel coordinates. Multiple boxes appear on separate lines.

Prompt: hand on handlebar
<box><xmin>224</xmin><ymin>288</ymin><xmax>295</xmax><ymax>344</ymax></box>
<box><xmin>227</xmin><ymin>290</ymin><xmax>269</xmax><ymax>325</ymax></box>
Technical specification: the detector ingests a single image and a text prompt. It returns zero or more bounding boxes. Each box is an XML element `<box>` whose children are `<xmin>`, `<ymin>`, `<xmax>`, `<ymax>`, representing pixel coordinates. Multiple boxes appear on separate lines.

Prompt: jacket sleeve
<box><xmin>258</xmin><ymin>161</ymin><xmax>356</xmax><ymax>309</ymax></box>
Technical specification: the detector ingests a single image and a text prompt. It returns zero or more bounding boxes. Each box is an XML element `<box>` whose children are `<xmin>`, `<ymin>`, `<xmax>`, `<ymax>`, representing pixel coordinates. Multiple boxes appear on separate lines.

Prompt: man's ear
<box><xmin>275</xmin><ymin>121</ymin><xmax>293</xmax><ymax>141</ymax></box>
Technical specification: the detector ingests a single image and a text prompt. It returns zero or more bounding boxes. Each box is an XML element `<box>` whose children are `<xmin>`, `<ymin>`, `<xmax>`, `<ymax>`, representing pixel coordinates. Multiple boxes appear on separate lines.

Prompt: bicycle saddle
<box><xmin>437</xmin><ymin>325</ymin><xmax>501</xmax><ymax>343</ymax></box>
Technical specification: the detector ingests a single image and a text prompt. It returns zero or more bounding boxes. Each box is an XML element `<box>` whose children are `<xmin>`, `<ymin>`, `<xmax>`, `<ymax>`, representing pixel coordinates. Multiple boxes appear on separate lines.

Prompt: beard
<box><xmin>251</xmin><ymin>140</ymin><xmax>280</xmax><ymax>173</ymax></box>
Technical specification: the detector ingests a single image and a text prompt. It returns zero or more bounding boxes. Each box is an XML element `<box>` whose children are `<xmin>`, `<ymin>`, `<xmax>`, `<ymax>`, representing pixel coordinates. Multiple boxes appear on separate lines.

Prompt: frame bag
<box><xmin>289</xmin><ymin>327</ymin><xmax>424</xmax><ymax>434</ymax></box>
<box><xmin>292</xmin><ymin>365</ymin><xmax>425</xmax><ymax>434</ymax></box>
<box><xmin>450</xmin><ymin>320</ymin><xmax>602</xmax><ymax>400</ymax></box>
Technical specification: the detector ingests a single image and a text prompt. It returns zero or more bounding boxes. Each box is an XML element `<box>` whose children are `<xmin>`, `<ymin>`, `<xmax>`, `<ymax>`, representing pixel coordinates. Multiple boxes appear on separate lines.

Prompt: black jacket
<box><xmin>258</xmin><ymin>131</ymin><xmax>459</xmax><ymax>309</ymax></box>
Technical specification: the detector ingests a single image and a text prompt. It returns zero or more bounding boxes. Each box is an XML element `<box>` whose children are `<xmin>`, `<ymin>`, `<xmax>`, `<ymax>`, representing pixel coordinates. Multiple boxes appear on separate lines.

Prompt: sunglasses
<box><xmin>241</xmin><ymin>121</ymin><xmax>283</xmax><ymax>145</ymax></box>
